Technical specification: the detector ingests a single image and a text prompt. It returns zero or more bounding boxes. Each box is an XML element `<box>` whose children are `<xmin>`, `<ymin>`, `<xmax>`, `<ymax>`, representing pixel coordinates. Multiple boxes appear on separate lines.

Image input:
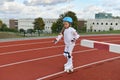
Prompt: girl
<box><xmin>54</xmin><ymin>17</ymin><xmax>80</xmax><ymax>72</ymax></box>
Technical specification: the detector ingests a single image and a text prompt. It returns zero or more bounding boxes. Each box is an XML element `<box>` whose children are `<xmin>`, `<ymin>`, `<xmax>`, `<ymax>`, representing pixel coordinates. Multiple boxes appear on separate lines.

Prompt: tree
<box><xmin>33</xmin><ymin>17</ymin><xmax>45</xmax><ymax>30</ymax></box>
<box><xmin>51</xmin><ymin>22</ymin><xmax>57</xmax><ymax>33</ymax></box>
<box><xmin>0</xmin><ymin>23</ymin><xmax>8</xmax><ymax>31</ymax></box>
<box><xmin>19</xmin><ymin>28</ymin><xmax>26</xmax><ymax>37</ymax></box>
<box><xmin>27</xmin><ymin>29</ymin><xmax>34</xmax><ymax>36</ymax></box>
<box><xmin>0</xmin><ymin>20</ymin><xmax>3</xmax><ymax>28</ymax></box>
<box><xmin>109</xmin><ymin>27</ymin><xmax>113</xmax><ymax>31</ymax></box>
<box><xmin>51</xmin><ymin>11</ymin><xmax>78</xmax><ymax>33</ymax></box>
<box><xmin>19</xmin><ymin>28</ymin><xmax>25</xmax><ymax>33</ymax></box>
<box><xmin>33</xmin><ymin>17</ymin><xmax>45</xmax><ymax>36</ymax></box>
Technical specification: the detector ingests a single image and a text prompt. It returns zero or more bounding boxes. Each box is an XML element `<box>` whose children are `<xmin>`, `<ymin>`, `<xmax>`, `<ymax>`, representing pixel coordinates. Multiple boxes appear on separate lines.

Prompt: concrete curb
<box><xmin>81</xmin><ymin>39</ymin><xmax>120</xmax><ymax>54</ymax></box>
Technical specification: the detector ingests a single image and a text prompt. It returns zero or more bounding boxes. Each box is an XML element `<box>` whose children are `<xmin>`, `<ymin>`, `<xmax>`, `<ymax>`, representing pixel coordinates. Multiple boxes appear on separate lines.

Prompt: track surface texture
<box><xmin>0</xmin><ymin>34</ymin><xmax>120</xmax><ymax>80</ymax></box>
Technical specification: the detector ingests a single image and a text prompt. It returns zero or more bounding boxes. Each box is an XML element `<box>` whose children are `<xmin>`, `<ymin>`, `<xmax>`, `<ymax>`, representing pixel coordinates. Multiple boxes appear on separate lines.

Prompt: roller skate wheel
<box><xmin>66</xmin><ymin>69</ymin><xmax>70</xmax><ymax>73</ymax></box>
<box><xmin>70</xmin><ymin>69</ymin><xmax>73</xmax><ymax>72</ymax></box>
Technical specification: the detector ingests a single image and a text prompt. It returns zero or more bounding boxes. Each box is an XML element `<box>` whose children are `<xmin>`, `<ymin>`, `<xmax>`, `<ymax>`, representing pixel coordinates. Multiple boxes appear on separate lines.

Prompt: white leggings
<box><xmin>63</xmin><ymin>44</ymin><xmax>75</xmax><ymax>59</ymax></box>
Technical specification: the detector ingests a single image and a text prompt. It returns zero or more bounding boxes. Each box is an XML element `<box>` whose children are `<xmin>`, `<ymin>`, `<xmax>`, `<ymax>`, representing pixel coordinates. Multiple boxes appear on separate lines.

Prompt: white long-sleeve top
<box><xmin>56</xmin><ymin>27</ymin><xmax>80</xmax><ymax>45</ymax></box>
<box><xmin>64</xmin><ymin>27</ymin><xmax>79</xmax><ymax>45</ymax></box>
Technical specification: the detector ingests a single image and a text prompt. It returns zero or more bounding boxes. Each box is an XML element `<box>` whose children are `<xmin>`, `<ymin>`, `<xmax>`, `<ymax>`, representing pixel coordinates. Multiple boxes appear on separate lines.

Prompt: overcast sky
<box><xmin>0</xmin><ymin>0</ymin><xmax>120</xmax><ymax>19</ymax></box>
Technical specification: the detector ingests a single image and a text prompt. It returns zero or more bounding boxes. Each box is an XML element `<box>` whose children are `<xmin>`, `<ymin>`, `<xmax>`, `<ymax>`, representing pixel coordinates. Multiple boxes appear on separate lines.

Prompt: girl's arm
<box><xmin>71</xmin><ymin>30</ymin><xmax>80</xmax><ymax>42</ymax></box>
<box><xmin>73</xmin><ymin>31</ymin><xmax>80</xmax><ymax>40</ymax></box>
<box><xmin>54</xmin><ymin>27</ymin><xmax>65</xmax><ymax>44</ymax></box>
<box><xmin>54</xmin><ymin>33</ymin><xmax>63</xmax><ymax>44</ymax></box>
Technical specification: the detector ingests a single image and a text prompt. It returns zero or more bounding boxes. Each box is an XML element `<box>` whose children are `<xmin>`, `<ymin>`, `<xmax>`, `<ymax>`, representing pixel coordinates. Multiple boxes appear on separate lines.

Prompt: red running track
<box><xmin>0</xmin><ymin>35</ymin><xmax>120</xmax><ymax>80</ymax></box>
<box><xmin>85</xmin><ymin>35</ymin><xmax>120</xmax><ymax>44</ymax></box>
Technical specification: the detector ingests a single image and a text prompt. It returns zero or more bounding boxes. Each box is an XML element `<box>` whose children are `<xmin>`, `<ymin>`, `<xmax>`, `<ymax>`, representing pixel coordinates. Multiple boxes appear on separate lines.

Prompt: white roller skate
<box><xmin>64</xmin><ymin>58</ymin><xmax>74</xmax><ymax>73</ymax></box>
<box><xmin>64</xmin><ymin>61</ymin><xmax>69</xmax><ymax>67</ymax></box>
<box><xmin>64</xmin><ymin>63</ymin><xmax>73</xmax><ymax>73</ymax></box>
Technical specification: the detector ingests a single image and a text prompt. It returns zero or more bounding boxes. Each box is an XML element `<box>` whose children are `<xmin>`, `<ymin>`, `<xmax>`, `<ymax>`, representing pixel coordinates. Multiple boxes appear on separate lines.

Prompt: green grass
<box><xmin>0</xmin><ymin>32</ymin><xmax>22</xmax><ymax>39</ymax></box>
<box><xmin>0</xmin><ymin>30</ymin><xmax>119</xmax><ymax>39</ymax></box>
<box><xmin>36</xmin><ymin>30</ymin><xmax>120</xmax><ymax>37</ymax></box>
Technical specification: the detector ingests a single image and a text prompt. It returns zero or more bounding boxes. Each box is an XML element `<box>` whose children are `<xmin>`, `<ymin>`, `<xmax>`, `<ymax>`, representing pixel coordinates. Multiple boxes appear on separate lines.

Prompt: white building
<box><xmin>18</xmin><ymin>18</ymin><xmax>34</xmax><ymax>31</ymax></box>
<box><xmin>18</xmin><ymin>18</ymin><xmax>57</xmax><ymax>33</ymax></box>
<box><xmin>87</xmin><ymin>19</ymin><xmax>120</xmax><ymax>32</ymax></box>
<box><xmin>43</xmin><ymin>18</ymin><xmax>56</xmax><ymax>33</ymax></box>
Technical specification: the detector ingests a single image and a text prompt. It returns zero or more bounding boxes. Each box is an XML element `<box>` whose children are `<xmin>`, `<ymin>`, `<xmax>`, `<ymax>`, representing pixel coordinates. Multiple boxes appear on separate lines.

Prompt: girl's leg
<box><xmin>63</xmin><ymin>44</ymin><xmax>75</xmax><ymax>68</ymax></box>
<box><xmin>67</xmin><ymin>44</ymin><xmax>75</xmax><ymax>66</ymax></box>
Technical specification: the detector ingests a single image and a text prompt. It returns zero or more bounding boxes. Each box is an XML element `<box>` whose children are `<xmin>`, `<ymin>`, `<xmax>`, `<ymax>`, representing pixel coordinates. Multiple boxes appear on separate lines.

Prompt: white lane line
<box><xmin>88</xmin><ymin>37</ymin><xmax>120</xmax><ymax>40</ymax></box>
<box><xmin>0</xmin><ymin>36</ymin><xmax>119</xmax><ymax>48</ymax></box>
<box><xmin>0</xmin><ymin>45</ymin><xmax>64</xmax><ymax>56</ymax></box>
<box><xmin>36</xmin><ymin>56</ymin><xmax>120</xmax><ymax>80</ymax></box>
<box><xmin>0</xmin><ymin>37</ymin><xmax>55</xmax><ymax>43</ymax></box>
<box><xmin>0</xmin><ymin>38</ymin><xmax>119</xmax><ymax>56</ymax></box>
<box><xmin>0</xmin><ymin>43</ymin><xmax>79</xmax><ymax>56</ymax></box>
<box><xmin>105</xmin><ymin>40</ymin><xmax>120</xmax><ymax>43</ymax></box>
<box><xmin>0</xmin><ymin>49</ymin><xmax>96</xmax><ymax>68</ymax></box>
<box><xmin>0</xmin><ymin>41</ymin><xmax>53</xmax><ymax>48</ymax></box>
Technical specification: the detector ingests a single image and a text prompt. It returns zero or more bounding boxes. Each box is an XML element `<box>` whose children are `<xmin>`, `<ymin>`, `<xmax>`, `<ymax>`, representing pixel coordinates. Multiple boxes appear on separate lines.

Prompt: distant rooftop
<box><xmin>95</xmin><ymin>12</ymin><xmax>113</xmax><ymax>19</ymax></box>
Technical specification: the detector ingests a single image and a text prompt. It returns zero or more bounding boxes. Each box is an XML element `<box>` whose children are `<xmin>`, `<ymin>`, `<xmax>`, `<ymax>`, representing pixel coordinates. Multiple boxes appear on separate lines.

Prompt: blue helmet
<box><xmin>63</xmin><ymin>17</ymin><xmax>73</xmax><ymax>23</ymax></box>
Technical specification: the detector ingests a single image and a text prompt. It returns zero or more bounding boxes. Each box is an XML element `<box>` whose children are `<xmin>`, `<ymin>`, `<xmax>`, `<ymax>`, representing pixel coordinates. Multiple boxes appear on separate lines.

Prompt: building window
<box><xmin>101</xmin><ymin>23</ymin><xmax>103</xmax><ymax>25</ymax></box>
<box><xmin>111</xmin><ymin>23</ymin><xmax>113</xmax><ymax>25</ymax></box>
<box><xmin>94</xmin><ymin>30</ymin><xmax>96</xmax><ymax>32</ymax></box>
<box><xmin>116</xmin><ymin>23</ymin><xmax>118</xmax><ymax>25</ymax></box>
<box><xmin>106</xmin><ymin>23</ymin><xmax>108</xmax><ymax>25</ymax></box>
<box><xmin>93</xmin><ymin>22</ymin><xmax>95</xmax><ymax>25</ymax></box>
<box><xmin>97</xmin><ymin>23</ymin><xmax>99</xmax><ymax>25</ymax></box>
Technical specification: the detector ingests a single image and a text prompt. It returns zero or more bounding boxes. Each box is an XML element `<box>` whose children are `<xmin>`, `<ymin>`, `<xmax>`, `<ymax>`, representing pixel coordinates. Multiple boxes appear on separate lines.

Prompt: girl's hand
<box><xmin>71</xmin><ymin>38</ymin><xmax>76</xmax><ymax>43</ymax></box>
<box><xmin>53</xmin><ymin>39</ymin><xmax>58</xmax><ymax>44</ymax></box>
